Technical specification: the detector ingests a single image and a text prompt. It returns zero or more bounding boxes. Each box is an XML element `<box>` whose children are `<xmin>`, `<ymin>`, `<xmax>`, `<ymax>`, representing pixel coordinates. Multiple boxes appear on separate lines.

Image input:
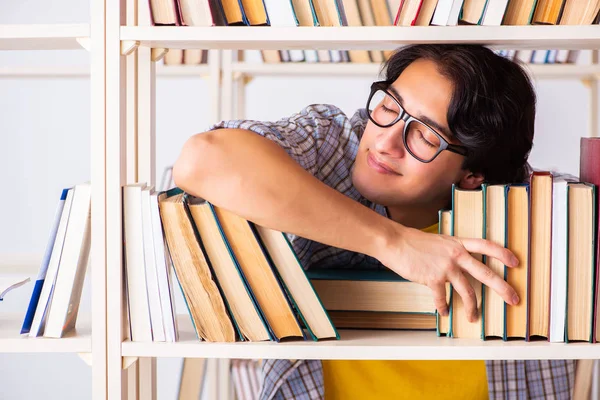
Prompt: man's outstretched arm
<box><xmin>173</xmin><ymin>128</ymin><xmax>520</xmax><ymax>319</ymax></box>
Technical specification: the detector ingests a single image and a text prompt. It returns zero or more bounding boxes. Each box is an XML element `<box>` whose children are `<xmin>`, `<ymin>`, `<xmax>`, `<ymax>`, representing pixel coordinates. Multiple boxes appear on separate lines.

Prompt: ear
<box><xmin>458</xmin><ymin>171</ymin><xmax>485</xmax><ymax>190</ymax></box>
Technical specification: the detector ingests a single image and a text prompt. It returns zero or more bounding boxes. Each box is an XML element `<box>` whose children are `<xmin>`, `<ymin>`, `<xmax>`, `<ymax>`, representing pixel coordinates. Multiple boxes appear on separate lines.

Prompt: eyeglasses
<box><xmin>366</xmin><ymin>81</ymin><xmax>469</xmax><ymax>163</ymax></box>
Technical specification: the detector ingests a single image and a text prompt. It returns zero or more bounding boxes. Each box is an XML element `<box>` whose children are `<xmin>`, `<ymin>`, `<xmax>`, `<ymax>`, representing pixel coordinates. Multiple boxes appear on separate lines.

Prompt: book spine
<box><xmin>580</xmin><ymin>138</ymin><xmax>600</xmax><ymax>343</ymax></box>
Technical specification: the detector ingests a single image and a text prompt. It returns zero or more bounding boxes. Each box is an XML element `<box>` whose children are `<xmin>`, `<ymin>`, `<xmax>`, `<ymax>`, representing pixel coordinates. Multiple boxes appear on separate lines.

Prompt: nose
<box><xmin>374</xmin><ymin>119</ymin><xmax>407</xmax><ymax>158</ymax></box>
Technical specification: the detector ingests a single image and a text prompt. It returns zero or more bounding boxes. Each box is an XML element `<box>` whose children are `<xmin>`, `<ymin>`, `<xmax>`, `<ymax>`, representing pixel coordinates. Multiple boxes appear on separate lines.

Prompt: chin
<box><xmin>352</xmin><ymin>168</ymin><xmax>399</xmax><ymax>205</ymax></box>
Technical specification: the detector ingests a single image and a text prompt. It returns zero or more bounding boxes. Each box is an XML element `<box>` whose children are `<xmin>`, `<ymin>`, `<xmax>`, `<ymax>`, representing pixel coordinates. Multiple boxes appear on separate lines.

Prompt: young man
<box><xmin>173</xmin><ymin>45</ymin><xmax>575</xmax><ymax>399</ymax></box>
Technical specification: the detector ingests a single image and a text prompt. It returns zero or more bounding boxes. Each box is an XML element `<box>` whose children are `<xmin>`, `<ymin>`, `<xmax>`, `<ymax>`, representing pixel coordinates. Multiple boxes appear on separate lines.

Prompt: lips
<box><xmin>367</xmin><ymin>152</ymin><xmax>399</xmax><ymax>175</ymax></box>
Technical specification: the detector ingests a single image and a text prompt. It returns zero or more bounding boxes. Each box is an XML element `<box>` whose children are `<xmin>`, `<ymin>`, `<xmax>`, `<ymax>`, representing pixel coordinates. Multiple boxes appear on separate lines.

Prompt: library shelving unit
<box><xmin>107</xmin><ymin>10</ymin><xmax>600</xmax><ymax>397</ymax></box>
<box><xmin>3</xmin><ymin>2</ymin><xmax>593</xmax><ymax>399</ymax></box>
<box><xmin>0</xmin><ymin>20</ymin><xmax>105</xmax><ymax>399</ymax></box>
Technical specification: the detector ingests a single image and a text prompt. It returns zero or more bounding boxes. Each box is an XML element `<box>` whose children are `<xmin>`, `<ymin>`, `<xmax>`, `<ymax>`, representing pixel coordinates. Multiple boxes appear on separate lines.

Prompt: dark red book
<box><xmin>580</xmin><ymin>137</ymin><xmax>600</xmax><ymax>343</ymax></box>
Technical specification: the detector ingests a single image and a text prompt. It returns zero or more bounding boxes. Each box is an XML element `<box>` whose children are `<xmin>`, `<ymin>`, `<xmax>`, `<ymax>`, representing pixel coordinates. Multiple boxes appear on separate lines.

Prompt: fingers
<box><xmin>460</xmin><ymin>237</ymin><xmax>519</xmax><ymax>268</ymax></box>
<box><xmin>431</xmin><ymin>282</ymin><xmax>449</xmax><ymax>316</ymax></box>
<box><xmin>449</xmin><ymin>270</ymin><xmax>479</xmax><ymax>322</ymax></box>
<box><xmin>459</xmin><ymin>253</ymin><xmax>520</xmax><ymax>306</ymax></box>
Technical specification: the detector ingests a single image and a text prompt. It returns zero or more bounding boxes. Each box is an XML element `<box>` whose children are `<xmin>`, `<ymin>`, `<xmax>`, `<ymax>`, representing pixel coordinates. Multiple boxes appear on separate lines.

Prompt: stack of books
<box><xmin>122</xmin><ymin>186</ymin><xmax>339</xmax><ymax>342</ymax></box>
<box><xmin>21</xmin><ymin>182</ymin><xmax>92</xmax><ymax>338</ymax></box>
<box><xmin>440</xmin><ymin>137</ymin><xmax>600</xmax><ymax>343</ymax></box>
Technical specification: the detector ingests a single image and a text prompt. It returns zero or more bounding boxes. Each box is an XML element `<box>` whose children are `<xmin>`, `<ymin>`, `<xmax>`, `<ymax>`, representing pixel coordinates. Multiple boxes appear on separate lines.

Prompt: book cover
<box><xmin>21</xmin><ymin>188</ymin><xmax>69</xmax><ymax>333</ymax></box>
<box><xmin>205</xmin><ymin>202</ymin><xmax>274</xmax><ymax>341</ymax></box>
<box><xmin>182</xmin><ymin>193</ymin><xmax>245</xmax><ymax>341</ymax></box>
<box><xmin>252</xmin><ymin>224</ymin><xmax>339</xmax><ymax>340</ymax></box>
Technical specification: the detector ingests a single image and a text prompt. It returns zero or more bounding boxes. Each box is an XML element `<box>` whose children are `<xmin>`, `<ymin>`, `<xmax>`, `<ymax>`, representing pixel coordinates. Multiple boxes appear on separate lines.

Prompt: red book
<box><xmin>580</xmin><ymin>137</ymin><xmax>600</xmax><ymax>343</ymax></box>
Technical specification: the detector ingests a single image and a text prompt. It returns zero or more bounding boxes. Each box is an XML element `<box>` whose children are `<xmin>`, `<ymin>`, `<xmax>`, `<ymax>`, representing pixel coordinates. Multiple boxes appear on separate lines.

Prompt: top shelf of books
<box><xmin>121</xmin><ymin>26</ymin><xmax>600</xmax><ymax>51</ymax></box>
<box><xmin>0</xmin><ymin>24</ymin><xmax>90</xmax><ymax>51</ymax></box>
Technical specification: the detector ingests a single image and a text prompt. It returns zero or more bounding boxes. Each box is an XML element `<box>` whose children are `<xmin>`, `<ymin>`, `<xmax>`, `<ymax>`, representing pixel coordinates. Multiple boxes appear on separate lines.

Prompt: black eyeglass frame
<box><xmin>366</xmin><ymin>81</ymin><xmax>469</xmax><ymax>163</ymax></box>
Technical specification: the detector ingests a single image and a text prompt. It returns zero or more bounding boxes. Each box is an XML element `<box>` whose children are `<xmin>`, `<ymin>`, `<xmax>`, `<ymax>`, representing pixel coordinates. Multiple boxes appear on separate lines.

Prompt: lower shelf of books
<box><xmin>0</xmin><ymin>314</ymin><xmax>91</xmax><ymax>353</ymax></box>
<box><xmin>121</xmin><ymin>315</ymin><xmax>600</xmax><ymax>361</ymax></box>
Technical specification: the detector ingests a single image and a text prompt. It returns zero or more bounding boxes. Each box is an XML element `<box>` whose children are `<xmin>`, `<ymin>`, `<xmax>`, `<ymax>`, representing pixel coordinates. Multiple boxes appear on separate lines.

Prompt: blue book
<box><xmin>21</xmin><ymin>188</ymin><xmax>69</xmax><ymax>334</ymax></box>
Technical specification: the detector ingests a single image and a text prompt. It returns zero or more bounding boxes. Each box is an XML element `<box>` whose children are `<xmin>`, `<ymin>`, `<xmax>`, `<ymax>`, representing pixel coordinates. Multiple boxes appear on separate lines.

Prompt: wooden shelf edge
<box><xmin>0</xmin><ymin>314</ymin><xmax>92</xmax><ymax>353</ymax></box>
<box><xmin>121</xmin><ymin>328</ymin><xmax>598</xmax><ymax>360</ymax></box>
<box><xmin>121</xmin><ymin>26</ymin><xmax>600</xmax><ymax>51</ymax></box>
<box><xmin>0</xmin><ymin>23</ymin><xmax>90</xmax><ymax>51</ymax></box>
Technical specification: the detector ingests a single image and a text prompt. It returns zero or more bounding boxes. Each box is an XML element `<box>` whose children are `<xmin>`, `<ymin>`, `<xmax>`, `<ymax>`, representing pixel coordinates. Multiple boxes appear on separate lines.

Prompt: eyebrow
<box><xmin>387</xmin><ymin>85</ymin><xmax>454</xmax><ymax>140</ymax></box>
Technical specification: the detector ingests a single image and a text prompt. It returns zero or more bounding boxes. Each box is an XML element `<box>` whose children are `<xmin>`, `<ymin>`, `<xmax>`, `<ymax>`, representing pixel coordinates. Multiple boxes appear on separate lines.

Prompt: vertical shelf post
<box><xmin>91</xmin><ymin>0</ymin><xmax>108</xmax><ymax>397</ymax></box>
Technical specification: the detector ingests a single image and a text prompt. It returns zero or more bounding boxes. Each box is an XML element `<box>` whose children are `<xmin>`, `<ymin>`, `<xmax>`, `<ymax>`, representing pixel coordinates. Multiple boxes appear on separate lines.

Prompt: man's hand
<box><xmin>376</xmin><ymin>224</ymin><xmax>520</xmax><ymax>322</ymax></box>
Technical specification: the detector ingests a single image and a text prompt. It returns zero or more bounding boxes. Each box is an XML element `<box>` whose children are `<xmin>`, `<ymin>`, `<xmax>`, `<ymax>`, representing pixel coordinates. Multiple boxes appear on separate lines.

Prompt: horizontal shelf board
<box><xmin>0</xmin><ymin>314</ymin><xmax>91</xmax><ymax>353</ymax></box>
<box><xmin>232</xmin><ymin>62</ymin><xmax>600</xmax><ymax>79</ymax></box>
<box><xmin>122</xmin><ymin>315</ymin><xmax>596</xmax><ymax>360</ymax></box>
<box><xmin>0</xmin><ymin>24</ymin><xmax>89</xmax><ymax>50</ymax></box>
<box><xmin>121</xmin><ymin>26</ymin><xmax>600</xmax><ymax>51</ymax></box>
<box><xmin>0</xmin><ymin>64</ymin><xmax>210</xmax><ymax>78</ymax></box>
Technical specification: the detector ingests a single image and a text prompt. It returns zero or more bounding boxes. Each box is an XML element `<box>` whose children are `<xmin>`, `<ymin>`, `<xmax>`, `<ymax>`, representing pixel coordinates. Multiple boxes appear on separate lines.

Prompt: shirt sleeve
<box><xmin>209</xmin><ymin>104</ymin><xmax>358</xmax><ymax>178</ymax></box>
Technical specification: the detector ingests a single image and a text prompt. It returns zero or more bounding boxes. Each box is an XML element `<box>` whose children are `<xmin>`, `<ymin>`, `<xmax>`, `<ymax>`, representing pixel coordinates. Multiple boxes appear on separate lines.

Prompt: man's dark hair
<box><xmin>382</xmin><ymin>44</ymin><xmax>536</xmax><ymax>184</ymax></box>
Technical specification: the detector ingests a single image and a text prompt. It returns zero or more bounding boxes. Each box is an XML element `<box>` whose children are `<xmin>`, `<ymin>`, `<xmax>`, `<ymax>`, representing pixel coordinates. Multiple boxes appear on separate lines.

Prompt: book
<box><xmin>505</xmin><ymin>184</ymin><xmax>530</xmax><ymax>340</ymax></box>
<box><xmin>307</xmin><ymin>268</ymin><xmax>436</xmax><ymax>314</ymax></box>
<box><xmin>483</xmin><ymin>184</ymin><xmax>508</xmax><ymax>340</ymax></box>
<box><xmin>566</xmin><ymin>182</ymin><xmax>596</xmax><ymax>342</ymax></box>
<box><xmin>253</xmin><ymin>224</ymin><xmax>339</xmax><ymax>340</ymax></box>
<box><xmin>186</xmin><ymin>197</ymin><xmax>272</xmax><ymax>341</ymax></box>
<box><xmin>21</xmin><ymin>188</ymin><xmax>68</xmax><ymax>333</ymax></box>
<box><xmin>150</xmin><ymin>191</ymin><xmax>178</xmax><ymax>342</ymax></box>
<box><xmin>212</xmin><ymin>205</ymin><xmax>305</xmax><ymax>341</ymax></box>
<box><xmin>43</xmin><ymin>182</ymin><xmax>92</xmax><ymax>338</ymax></box>
<box><xmin>580</xmin><ymin>137</ymin><xmax>600</xmax><ymax>343</ymax></box>
<box><xmin>548</xmin><ymin>174</ymin><xmax>577</xmax><ymax>342</ymax></box>
<box><xmin>28</xmin><ymin>188</ymin><xmax>76</xmax><ymax>337</ymax></box>
<box><xmin>450</xmin><ymin>185</ymin><xmax>484</xmax><ymax>339</ymax></box>
<box><xmin>0</xmin><ymin>275</ymin><xmax>30</xmax><ymax>301</ymax></box>
<box><xmin>159</xmin><ymin>191</ymin><xmax>236</xmax><ymax>342</ymax></box>
<box><xmin>328</xmin><ymin>311</ymin><xmax>436</xmax><ymax>330</ymax></box>
<box><xmin>436</xmin><ymin>209</ymin><xmax>452</xmax><ymax>337</ymax></box>
<box><xmin>528</xmin><ymin>172</ymin><xmax>553</xmax><ymax>340</ymax></box>
<box><xmin>141</xmin><ymin>187</ymin><xmax>166</xmax><ymax>342</ymax></box>
<box><xmin>123</xmin><ymin>184</ymin><xmax>153</xmax><ymax>342</ymax></box>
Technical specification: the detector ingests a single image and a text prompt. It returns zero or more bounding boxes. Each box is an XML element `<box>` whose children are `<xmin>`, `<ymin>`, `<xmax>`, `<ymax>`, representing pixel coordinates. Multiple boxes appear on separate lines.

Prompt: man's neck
<box><xmin>386</xmin><ymin>202</ymin><xmax>449</xmax><ymax>230</ymax></box>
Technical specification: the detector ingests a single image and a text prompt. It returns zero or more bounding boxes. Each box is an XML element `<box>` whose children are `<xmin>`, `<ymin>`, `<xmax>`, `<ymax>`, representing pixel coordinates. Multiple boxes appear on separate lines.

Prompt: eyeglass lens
<box><xmin>368</xmin><ymin>89</ymin><xmax>442</xmax><ymax>161</ymax></box>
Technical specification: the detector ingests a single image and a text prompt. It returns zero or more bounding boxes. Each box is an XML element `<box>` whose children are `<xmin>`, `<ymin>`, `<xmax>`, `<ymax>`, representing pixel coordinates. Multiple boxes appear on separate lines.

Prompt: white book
<box><xmin>431</xmin><ymin>0</ymin><xmax>455</xmax><ymax>25</ymax></box>
<box><xmin>44</xmin><ymin>183</ymin><xmax>92</xmax><ymax>338</ymax></box>
<box><xmin>549</xmin><ymin>179</ymin><xmax>570</xmax><ymax>342</ymax></box>
<box><xmin>123</xmin><ymin>184</ymin><xmax>153</xmax><ymax>342</ymax></box>
<box><xmin>150</xmin><ymin>191</ymin><xmax>177</xmax><ymax>342</ymax></box>
<box><xmin>142</xmin><ymin>188</ymin><xmax>166</xmax><ymax>342</ymax></box>
<box><xmin>447</xmin><ymin>0</ymin><xmax>466</xmax><ymax>25</ymax></box>
<box><xmin>29</xmin><ymin>188</ymin><xmax>75</xmax><ymax>337</ymax></box>
<box><xmin>480</xmin><ymin>0</ymin><xmax>510</xmax><ymax>25</ymax></box>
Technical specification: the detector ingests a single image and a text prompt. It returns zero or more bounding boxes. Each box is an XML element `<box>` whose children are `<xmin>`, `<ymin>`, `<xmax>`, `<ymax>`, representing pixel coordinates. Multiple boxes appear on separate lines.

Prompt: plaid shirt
<box><xmin>210</xmin><ymin>104</ymin><xmax>576</xmax><ymax>400</ymax></box>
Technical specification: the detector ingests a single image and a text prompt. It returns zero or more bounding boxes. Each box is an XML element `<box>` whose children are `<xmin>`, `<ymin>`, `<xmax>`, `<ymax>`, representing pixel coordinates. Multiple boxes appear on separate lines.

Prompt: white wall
<box><xmin>0</xmin><ymin>1</ymin><xmax>594</xmax><ymax>399</ymax></box>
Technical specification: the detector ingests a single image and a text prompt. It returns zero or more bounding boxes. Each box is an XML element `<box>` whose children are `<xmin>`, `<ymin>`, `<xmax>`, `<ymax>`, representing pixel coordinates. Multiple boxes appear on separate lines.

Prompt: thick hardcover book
<box><xmin>580</xmin><ymin>137</ymin><xmax>600</xmax><ymax>343</ymax></box>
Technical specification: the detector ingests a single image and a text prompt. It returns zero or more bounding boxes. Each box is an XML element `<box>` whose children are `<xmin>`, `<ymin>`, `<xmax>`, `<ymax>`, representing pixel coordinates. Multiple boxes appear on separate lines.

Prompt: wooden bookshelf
<box><xmin>0</xmin><ymin>314</ymin><xmax>91</xmax><ymax>353</ymax></box>
<box><xmin>0</xmin><ymin>24</ymin><xmax>90</xmax><ymax>51</ymax></box>
<box><xmin>122</xmin><ymin>26</ymin><xmax>600</xmax><ymax>51</ymax></box>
